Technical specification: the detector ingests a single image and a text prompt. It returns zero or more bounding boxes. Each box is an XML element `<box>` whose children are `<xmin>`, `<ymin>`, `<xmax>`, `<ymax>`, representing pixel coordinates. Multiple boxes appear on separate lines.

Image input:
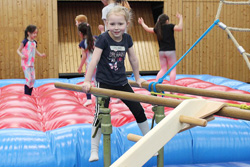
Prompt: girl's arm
<box><xmin>127</xmin><ymin>47</ymin><xmax>145</xmax><ymax>87</ymax></box>
<box><xmin>17</xmin><ymin>43</ymin><xmax>25</xmax><ymax>58</ymax></box>
<box><xmin>174</xmin><ymin>13</ymin><xmax>183</xmax><ymax>31</ymax></box>
<box><xmin>78</xmin><ymin>48</ymin><xmax>87</xmax><ymax>74</ymax></box>
<box><xmin>82</xmin><ymin>47</ymin><xmax>102</xmax><ymax>93</ymax></box>
<box><xmin>138</xmin><ymin>17</ymin><xmax>154</xmax><ymax>33</ymax></box>
<box><xmin>98</xmin><ymin>24</ymin><xmax>105</xmax><ymax>34</ymax></box>
<box><xmin>36</xmin><ymin>50</ymin><xmax>46</xmax><ymax>57</ymax></box>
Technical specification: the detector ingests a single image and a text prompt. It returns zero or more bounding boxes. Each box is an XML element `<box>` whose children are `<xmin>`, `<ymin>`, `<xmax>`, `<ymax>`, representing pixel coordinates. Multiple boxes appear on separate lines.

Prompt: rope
<box><xmin>222</xmin><ymin>0</ymin><xmax>250</xmax><ymax>5</ymax></box>
<box><xmin>242</xmin><ymin>53</ymin><xmax>250</xmax><ymax>70</ymax></box>
<box><xmin>148</xmin><ymin>19</ymin><xmax>220</xmax><ymax>92</ymax></box>
<box><xmin>222</xmin><ymin>27</ymin><xmax>250</xmax><ymax>70</ymax></box>
<box><xmin>215</xmin><ymin>1</ymin><xmax>224</xmax><ymax>20</ymax></box>
<box><xmin>225</xmin><ymin>28</ymin><xmax>241</xmax><ymax>48</ymax></box>
<box><xmin>228</xmin><ymin>27</ymin><xmax>250</xmax><ymax>32</ymax></box>
<box><xmin>150</xmin><ymin>92</ymin><xmax>250</xmax><ymax>110</ymax></box>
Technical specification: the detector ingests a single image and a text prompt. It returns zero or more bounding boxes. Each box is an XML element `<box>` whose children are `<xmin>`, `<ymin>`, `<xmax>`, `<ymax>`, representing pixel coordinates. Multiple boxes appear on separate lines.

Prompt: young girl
<box><xmin>138</xmin><ymin>13</ymin><xmax>183</xmax><ymax>85</ymax></box>
<box><xmin>17</xmin><ymin>25</ymin><xmax>46</xmax><ymax>96</ymax></box>
<box><xmin>82</xmin><ymin>6</ymin><xmax>150</xmax><ymax>162</ymax></box>
<box><xmin>78</xmin><ymin>22</ymin><xmax>96</xmax><ymax>107</ymax></box>
<box><xmin>100</xmin><ymin>0</ymin><xmax>131</xmax><ymax>33</ymax></box>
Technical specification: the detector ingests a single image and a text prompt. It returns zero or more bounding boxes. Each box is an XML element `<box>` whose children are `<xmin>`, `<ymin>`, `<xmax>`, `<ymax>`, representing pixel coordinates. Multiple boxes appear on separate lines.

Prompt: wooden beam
<box><xmin>54</xmin><ymin>82</ymin><xmax>250</xmax><ymax>121</ymax></box>
<box><xmin>129</xmin><ymin>80</ymin><xmax>250</xmax><ymax>102</ymax></box>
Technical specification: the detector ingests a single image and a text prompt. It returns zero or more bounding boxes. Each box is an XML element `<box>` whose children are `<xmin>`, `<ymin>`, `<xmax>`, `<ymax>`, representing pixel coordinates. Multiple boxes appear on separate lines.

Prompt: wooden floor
<box><xmin>58</xmin><ymin>1</ymin><xmax>160</xmax><ymax>75</ymax></box>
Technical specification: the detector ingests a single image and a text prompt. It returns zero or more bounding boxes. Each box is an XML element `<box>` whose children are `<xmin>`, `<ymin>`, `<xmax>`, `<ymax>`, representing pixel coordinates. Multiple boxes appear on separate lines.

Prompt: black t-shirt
<box><xmin>154</xmin><ymin>24</ymin><xmax>175</xmax><ymax>51</ymax></box>
<box><xmin>95</xmin><ymin>31</ymin><xmax>133</xmax><ymax>86</ymax></box>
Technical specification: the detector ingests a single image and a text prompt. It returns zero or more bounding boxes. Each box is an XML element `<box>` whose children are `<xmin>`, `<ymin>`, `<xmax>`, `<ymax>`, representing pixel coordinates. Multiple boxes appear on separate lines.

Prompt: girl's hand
<box><xmin>176</xmin><ymin>13</ymin><xmax>182</xmax><ymax>19</ymax></box>
<box><xmin>82</xmin><ymin>81</ymin><xmax>91</xmax><ymax>93</ymax></box>
<box><xmin>21</xmin><ymin>54</ymin><xmax>26</xmax><ymax>59</ymax></box>
<box><xmin>136</xmin><ymin>78</ymin><xmax>146</xmax><ymax>88</ymax></box>
<box><xmin>138</xmin><ymin>17</ymin><xmax>144</xmax><ymax>25</ymax></box>
<box><xmin>98</xmin><ymin>25</ymin><xmax>105</xmax><ymax>33</ymax></box>
<box><xmin>41</xmin><ymin>53</ymin><xmax>46</xmax><ymax>57</ymax></box>
<box><xmin>78</xmin><ymin>67</ymin><xmax>82</xmax><ymax>74</ymax></box>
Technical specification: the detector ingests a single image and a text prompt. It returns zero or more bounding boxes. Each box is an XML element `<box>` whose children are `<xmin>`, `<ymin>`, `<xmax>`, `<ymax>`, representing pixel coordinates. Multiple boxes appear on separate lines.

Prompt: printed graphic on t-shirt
<box><xmin>108</xmin><ymin>45</ymin><xmax>126</xmax><ymax>71</ymax></box>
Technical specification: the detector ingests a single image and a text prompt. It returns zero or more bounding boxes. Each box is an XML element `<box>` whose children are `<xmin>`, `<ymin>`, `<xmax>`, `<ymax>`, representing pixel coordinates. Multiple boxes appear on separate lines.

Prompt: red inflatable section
<box><xmin>0</xmin><ymin>78</ymin><xmax>249</xmax><ymax>132</ymax></box>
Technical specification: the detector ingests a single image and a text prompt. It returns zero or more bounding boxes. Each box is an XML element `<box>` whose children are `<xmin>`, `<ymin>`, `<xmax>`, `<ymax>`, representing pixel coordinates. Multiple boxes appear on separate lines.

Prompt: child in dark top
<box><xmin>138</xmin><ymin>13</ymin><xmax>183</xmax><ymax>85</ymax></box>
<box><xmin>81</xmin><ymin>6</ymin><xmax>150</xmax><ymax>162</ymax></box>
<box><xmin>17</xmin><ymin>25</ymin><xmax>46</xmax><ymax>95</ymax></box>
<box><xmin>78</xmin><ymin>22</ymin><xmax>96</xmax><ymax>107</ymax></box>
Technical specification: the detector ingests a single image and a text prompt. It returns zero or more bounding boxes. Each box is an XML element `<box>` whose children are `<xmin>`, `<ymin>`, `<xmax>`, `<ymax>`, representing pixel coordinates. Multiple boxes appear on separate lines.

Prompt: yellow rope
<box><xmin>150</xmin><ymin>92</ymin><xmax>250</xmax><ymax>110</ymax></box>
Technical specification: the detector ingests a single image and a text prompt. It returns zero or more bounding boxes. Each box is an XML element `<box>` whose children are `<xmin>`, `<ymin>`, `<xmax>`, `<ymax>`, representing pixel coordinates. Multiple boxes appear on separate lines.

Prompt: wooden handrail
<box><xmin>129</xmin><ymin>80</ymin><xmax>250</xmax><ymax>102</ymax></box>
<box><xmin>54</xmin><ymin>82</ymin><xmax>250</xmax><ymax>121</ymax></box>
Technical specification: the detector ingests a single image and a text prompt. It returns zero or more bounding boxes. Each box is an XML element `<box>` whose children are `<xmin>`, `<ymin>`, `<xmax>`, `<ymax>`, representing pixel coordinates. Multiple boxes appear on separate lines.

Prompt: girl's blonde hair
<box><xmin>75</xmin><ymin>15</ymin><xmax>88</xmax><ymax>23</ymax></box>
<box><xmin>106</xmin><ymin>5</ymin><xmax>132</xmax><ymax>23</ymax></box>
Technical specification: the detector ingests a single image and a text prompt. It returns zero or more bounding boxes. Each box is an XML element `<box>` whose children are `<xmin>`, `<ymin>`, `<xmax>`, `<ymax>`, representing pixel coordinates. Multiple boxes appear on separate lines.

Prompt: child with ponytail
<box><xmin>78</xmin><ymin>22</ymin><xmax>96</xmax><ymax>107</ymax></box>
<box><xmin>138</xmin><ymin>13</ymin><xmax>183</xmax><ymax>85</ymax></box>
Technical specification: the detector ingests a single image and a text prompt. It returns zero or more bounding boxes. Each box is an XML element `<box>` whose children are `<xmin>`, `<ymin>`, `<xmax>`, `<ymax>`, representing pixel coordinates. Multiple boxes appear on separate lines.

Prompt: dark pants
<box><xmin>93</xmin><ymin>82</ymin><xmax>147</xmax><ymax>127</ymax></box>
<box><xmin>24</xmin><ymin>85</ymin><xmax>33</xmax><ymax>96</ymax></box>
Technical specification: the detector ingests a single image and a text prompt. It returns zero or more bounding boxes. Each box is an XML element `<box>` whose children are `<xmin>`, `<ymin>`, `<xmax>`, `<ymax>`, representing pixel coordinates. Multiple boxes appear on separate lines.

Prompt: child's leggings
<box><xmin>156</xmin><ymin>51</ymin><xmax>177</xmax><ymax>85</ymax></box>
<box><xmin>22</xmin><ymin>66</ymin><xmax>35</xmax><ymax>88</ymax></box>
<box><xmin>92</xmin><ymin>82</ymin><xmax>147</xmax><ymax>127</ymax></box>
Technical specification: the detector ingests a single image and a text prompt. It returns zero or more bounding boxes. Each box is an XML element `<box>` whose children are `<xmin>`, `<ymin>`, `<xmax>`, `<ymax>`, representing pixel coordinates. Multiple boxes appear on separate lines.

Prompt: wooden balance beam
<box><xmin>54</xmin><ymin>82</ymin><xmax>250</xmax><ymax>121</ymax></box>
<box><xmin>129</xmin><ymin>80</ymin><xmax>250</xmax><ymax>102</ymax></box>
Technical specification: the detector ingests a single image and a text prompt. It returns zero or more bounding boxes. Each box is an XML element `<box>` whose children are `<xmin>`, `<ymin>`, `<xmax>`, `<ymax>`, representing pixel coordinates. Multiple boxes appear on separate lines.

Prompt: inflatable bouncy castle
<box><xmin>0</xmin><ymin>75</ymin><xmax>250</xmax><ymax>167</ymax></box>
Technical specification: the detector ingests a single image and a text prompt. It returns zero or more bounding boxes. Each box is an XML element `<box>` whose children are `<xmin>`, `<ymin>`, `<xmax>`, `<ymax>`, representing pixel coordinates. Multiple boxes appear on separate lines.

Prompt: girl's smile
<box><xmin>107</xmin><ymin>14</ymin><xmax>128</xmax><ymax>42</ymax></box>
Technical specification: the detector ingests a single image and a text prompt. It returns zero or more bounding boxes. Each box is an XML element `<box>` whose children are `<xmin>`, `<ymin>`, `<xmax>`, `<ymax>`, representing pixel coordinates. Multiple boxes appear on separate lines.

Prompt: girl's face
<box><xmin>28</xmin><ymin>29</ymin><xmax>38</xmax><ymax>40</ymax></box>
<box><xmin>107</xmin><ymin>14</ymin><xmax>128</xmax><ymax>41</ymax></box>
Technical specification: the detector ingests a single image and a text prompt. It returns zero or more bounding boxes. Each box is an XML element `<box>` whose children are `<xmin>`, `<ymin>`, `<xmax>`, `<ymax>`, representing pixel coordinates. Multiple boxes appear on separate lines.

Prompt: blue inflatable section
<box><xmin>0</xmin><ymin>75</ymin><xmax>250</xmax><ymax>166</ymax></box>
<box><xmin>1</xmin><ymin>118</ymin><xmax>250</xmax><ymax>167</ymax></box>
<box><xmin>1</xmin><ymin>74</ymin><xmax>250</xmax><ymax>92</ymax></box>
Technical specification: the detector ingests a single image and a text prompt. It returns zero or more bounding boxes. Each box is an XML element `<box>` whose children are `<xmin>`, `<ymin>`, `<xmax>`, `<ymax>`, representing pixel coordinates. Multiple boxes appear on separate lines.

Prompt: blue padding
<box><xmin>238</xmin><ymin>84</ymin><xmax>250</xmax><ymax>92</ymax></box>
<box><xmin>1</xmin><ymin>75</ymin><xmax>250</xmax><ymax>93</ymax></box>
<box><xmin>68</xmin><ymin>77</ymin><xmax>85</xmax><ymax>84</ymax></box>
<box><xmin>219</xmin><ymin>80</ymin><xmax>246</xmax><ymax>89</ymax></box>
<box><xmin>191</xmin><ymin>117</ymin><xmax>250</xmax><ymax>164</ymax></box>
<box><xmin>34</xmin><ymin>78</ymin><xmax>69</xmax><ymax>87</ymax></box>
<box><xmin>0</xmin><ymin>128</ymin><xmax>57</xmax><ymax>167</ymax></box>
<box><xmin>163</xmin><ymin>161</ymin><xmax>250</xmax><ymax>167</ymax></box>
<box><xmin>1</xmin><ymin>118</ymin><xmax>250</xmax><ymax>166</ymax></box>
<box><xmin>176</xmin><ymin>74</ymin><xmax>213</xmax><ymax>81</ymax></box>
<box><xmin>138</xmin><ymin>75</ymin><xmax>156</xmax><ymax>81</ymax></box>
<box><xmin>0</xmin><ymin>79</ymin><xmax>25</xmax><ymax>87</ymax></box>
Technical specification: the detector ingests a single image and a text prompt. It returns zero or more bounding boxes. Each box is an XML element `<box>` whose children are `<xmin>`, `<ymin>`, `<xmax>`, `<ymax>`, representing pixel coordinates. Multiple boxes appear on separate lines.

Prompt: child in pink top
<box><xmin>17</xmin><ymin>25</ymin><xmax>46</xmax><ymax>95</ymax></box>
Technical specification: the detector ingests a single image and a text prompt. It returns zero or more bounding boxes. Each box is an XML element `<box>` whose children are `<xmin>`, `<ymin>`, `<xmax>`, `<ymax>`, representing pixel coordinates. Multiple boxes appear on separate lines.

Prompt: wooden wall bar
<box><xmin>0</xmin><ymin>0</ymin><xmax>58</xmax><ymax>79</ymax></box>
<box><xmin>165</xmin><ymin>0</ymin><xmax>250</xmax><ymax>82</ymax></box>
